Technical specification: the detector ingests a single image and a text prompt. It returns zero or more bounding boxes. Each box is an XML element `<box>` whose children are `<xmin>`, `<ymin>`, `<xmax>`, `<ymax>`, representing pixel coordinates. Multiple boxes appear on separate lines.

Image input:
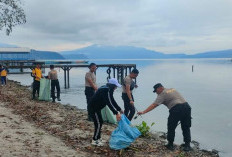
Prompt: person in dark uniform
<box><xmin>138</xmin><ymin>83</ymin><xmax>192</xmax><ymax>151</ymax></box>
<box><xmin>89</xmin><ymin>78</ymin><xmax>123</xmax><ymax>146</ymax></box>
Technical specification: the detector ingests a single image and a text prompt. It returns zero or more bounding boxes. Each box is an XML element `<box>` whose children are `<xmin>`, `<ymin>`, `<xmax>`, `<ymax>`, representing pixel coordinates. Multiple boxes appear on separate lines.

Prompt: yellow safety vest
<box><xmin>0</xmin><ymin>69</ymin><xmax>7</xmax><ymax>76</ymax></box>
<box><xmin>32</xmin><ymin>68</ymin><xmax>42</xmax><ymax>81</ymax></box>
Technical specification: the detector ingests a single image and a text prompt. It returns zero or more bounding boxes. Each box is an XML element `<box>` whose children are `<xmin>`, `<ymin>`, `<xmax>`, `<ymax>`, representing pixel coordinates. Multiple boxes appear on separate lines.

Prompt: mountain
<box><xmin>0</xmin><ymin>43</ymin><xmax>64</xmax><ymax>60</ymax></box>
<box><xmin>0</xmin><ymin>43</ymin><xmax>18</xmax><ymax>47</ymax></box>
<box><xmin>189</xmin><ymin>49</ymin><xmax>232</xmax><ymax>58</ymax></box>
<box><xmin>31</xmin><ymin>50</ymin><xmax>65</xmax><ymax>60</ymax></box>
<box><xmin>60</xmin><ymin>45</ymin><xmax>167</xmax><ymax>59</ymax></box>
<box><xmin>1</xmin><ymin>42</ymin><xmax>232</xmax><ymax>59</ymax></box>
<box><xmin>60</xmin><ymin>45</ymin><xmax>232</xmax><ymax>59</ymax></box>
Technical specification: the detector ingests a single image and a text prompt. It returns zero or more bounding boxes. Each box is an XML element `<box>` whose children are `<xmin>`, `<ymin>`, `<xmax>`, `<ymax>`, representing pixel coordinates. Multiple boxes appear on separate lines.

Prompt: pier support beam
<box><xmin>61</xmin><ymin>66</ymin><xmax>72</xmax><ymax>89</ymax></box>
<box><xmin>106</xmin><ymin>65</ymin><xmax>136</xmax><ymax>85</ymax></box>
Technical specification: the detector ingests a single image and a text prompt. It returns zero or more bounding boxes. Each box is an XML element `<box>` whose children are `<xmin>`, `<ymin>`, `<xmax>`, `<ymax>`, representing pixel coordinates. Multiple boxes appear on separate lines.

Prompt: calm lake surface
<box><xmin>8</xmin><ymin>59</ymin><xmax>232</xmax><ymax>157</ymax></box>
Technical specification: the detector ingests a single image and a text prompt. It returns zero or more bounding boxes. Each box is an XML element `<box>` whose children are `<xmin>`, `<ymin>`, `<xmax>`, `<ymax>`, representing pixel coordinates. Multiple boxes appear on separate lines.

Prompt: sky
<box><xmin>1</xmin><ymin>0</ymin><xmax>232</xmax><ymax>54</ymax></box>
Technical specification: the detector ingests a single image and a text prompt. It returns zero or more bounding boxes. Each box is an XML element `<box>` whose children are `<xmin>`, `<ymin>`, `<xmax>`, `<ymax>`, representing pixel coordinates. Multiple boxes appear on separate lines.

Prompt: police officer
<box><xmin>138</xmin><ymin>83</ymin><xmax>192</xmax><ymax>151</ymax></box>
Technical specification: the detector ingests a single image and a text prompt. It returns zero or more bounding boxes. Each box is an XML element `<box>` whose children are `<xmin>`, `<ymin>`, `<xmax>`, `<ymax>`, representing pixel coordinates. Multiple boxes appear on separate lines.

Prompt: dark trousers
<box><xmin>33</xmin><ymin>80</ymin><xmax>40</xmax><ymax>98</ymax></box>
<box><xmin>122</xmin><ymin>93</ymin><xmax>135</xmax><ymax>121</ymax></box>
<box><xmin>91</xmin><ymin>110</ymin><xmax>103</xmax><ymax>140</ymax></box>
<box><xmin>1</xmin><ymin>76</ymin><xmax>6</xmax><ymax>85</ymax></box>
<box><xmin>51</xmin><ymin>80</ymin><xmax>60</xmax><ymax>100</ymax></box>
<box><xmin>167</xmin><ymin>103</ymin><xmax>191</xmax><ymax>144</ymax></box>
<box><xmin>85</xmin><ymin>87</ymin><xmax>95</xmax><ymax>119</ymax></box>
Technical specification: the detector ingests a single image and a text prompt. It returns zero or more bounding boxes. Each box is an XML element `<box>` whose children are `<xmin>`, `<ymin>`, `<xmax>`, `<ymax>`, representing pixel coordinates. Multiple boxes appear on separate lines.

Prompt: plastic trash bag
<box><xmin>101</xmin><ymin>105</ymin><xmax>117</xmax><ymax>124</ymax></box>
<box><xmin>39</xmin><ymin>78</ymin><xmax>51</xmax><ymax>101</ymax></box>
<box><xmin>109</xmin><ymin>114</ymin><xmax>141</xmax><ymax>150</ymax></box>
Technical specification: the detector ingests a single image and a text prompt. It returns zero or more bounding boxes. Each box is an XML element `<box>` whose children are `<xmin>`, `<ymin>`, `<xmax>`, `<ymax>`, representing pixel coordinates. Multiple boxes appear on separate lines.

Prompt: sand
<box><xmin>0</xmin><ymin>80</ymin><xmax>219</xmax><ymax>157</ymax></box>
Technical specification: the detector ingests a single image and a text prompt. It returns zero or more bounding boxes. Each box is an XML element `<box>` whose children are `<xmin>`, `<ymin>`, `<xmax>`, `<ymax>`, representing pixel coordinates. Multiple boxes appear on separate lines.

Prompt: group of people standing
<box><xmin>31</xmin><ymin>63</ymin><xmax>61</xmax><ymax>102</ymax></box>
<box><xmin>84</xmin><ymin>63</ymin><xmax>192</xmax><ymax>151</ymax></box>
<box><xmin>84</xmin><ymin>63</ymin><xmax>139</xmax><ymax>146</ymax></box>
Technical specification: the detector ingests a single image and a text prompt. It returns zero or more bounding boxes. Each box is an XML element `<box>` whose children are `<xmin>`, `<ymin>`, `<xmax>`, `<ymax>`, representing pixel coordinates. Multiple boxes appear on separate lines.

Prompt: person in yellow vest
<box><xmin>0</xmin><ymin>65</ymin><xmax>7</xmax><ymax>86</ymax></box>
<box><xmin>31</xmin><ymin>64</ymin><xmax>43</xmax><ymax>99</ymax></box>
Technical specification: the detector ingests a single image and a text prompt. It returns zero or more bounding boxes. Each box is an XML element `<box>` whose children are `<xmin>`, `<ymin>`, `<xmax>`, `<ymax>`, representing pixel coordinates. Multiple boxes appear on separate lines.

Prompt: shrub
<box><xmin>136</xmin><ymin>121</ymin><xmax>155</xmax><ymax>137</ymax></box>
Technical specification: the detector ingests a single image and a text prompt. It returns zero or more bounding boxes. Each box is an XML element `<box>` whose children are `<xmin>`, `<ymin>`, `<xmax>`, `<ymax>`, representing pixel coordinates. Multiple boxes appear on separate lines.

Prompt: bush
<box><xmin>136</xmin><ymin>121</ymin><xmax>155</xmax><ymax>137</ymax></box>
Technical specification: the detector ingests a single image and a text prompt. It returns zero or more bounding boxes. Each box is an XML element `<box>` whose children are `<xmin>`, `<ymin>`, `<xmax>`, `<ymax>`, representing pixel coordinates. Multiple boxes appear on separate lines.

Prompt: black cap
<box><xmin>153</xmin><ymin>83</ymin><xmax>163</xmax><ymax>93</ymax></box>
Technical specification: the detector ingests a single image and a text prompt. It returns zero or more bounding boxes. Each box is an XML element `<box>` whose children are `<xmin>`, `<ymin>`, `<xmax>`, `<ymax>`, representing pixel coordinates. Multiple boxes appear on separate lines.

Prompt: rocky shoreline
<box><xmin>0</xmin><ymin>80</ymin><xmax>219</xmax><ymax>157</ymax></box>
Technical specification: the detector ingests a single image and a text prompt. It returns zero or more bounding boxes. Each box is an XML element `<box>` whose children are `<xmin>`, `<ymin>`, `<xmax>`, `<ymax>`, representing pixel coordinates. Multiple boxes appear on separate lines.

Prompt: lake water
<box><xmin>8</xmin><ymin>59</ymin><xmax>232</xmax><ymax>157</ymax></box>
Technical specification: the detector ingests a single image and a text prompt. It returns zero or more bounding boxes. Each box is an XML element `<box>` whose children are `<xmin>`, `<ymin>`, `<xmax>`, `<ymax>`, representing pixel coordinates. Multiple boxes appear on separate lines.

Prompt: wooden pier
<box><xmin>2</xmin><ymin>61</ymin><xmax>137</xmax><ymax>88</ymax></box>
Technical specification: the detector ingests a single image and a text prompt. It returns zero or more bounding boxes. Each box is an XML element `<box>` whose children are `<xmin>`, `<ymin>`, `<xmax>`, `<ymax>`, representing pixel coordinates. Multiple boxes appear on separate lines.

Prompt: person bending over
<box><xmin>89</xmin><ymin>78</ymin><xmax>123</xmax><ymax>146</ymax></box>
<box><xmin>138</xmin><ymin>83</ymin><xmax>192</xmax><ymax>151</ymax></box>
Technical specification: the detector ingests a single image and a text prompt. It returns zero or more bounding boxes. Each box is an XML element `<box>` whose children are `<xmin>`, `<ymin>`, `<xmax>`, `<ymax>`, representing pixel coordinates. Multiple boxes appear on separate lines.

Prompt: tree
<box><xmin>0</xmin><ymin>0</ymin><xmax>26</xmax><ymax>35</ymax></box>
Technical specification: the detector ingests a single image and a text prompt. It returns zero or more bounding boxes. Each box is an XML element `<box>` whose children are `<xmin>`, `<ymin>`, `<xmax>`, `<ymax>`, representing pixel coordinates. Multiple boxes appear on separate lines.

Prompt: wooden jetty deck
<box><xmin>3</xmin><ymin>61</ymin><xmax>137</xmax><ymax>88</ymax></box>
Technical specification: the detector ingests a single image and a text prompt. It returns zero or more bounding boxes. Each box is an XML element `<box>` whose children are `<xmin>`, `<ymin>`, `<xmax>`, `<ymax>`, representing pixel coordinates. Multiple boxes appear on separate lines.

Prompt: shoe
<box><xmin>183</xmin><ymin>143</ymin><xmax>192</xmax><ymax>151</ymax></box>
<box><xmin>57</xmin><ymin>98</ymin><xmax>61</xmax><ymax>101</ymax></box>
<box><xmin>165</xmin><ymin>143</ymin><xmax>175</xmax><ymax>151</ymax></box>
<box><xmin>91</xmin><ymin>140</ymin><xmax>104</xmax><ymax>146</ymax></box>
<box><xmin>99</xmin><ymin>138</ymin><xmax>106</xmax><ymax>143</ymax></box>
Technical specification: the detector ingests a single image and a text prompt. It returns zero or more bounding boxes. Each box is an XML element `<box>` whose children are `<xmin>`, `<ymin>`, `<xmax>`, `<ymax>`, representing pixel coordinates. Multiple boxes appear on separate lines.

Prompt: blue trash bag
<box><xmin>109</xmin><ymin>114</ymin><xmax>141</xmax><ymax>150</ymax></box>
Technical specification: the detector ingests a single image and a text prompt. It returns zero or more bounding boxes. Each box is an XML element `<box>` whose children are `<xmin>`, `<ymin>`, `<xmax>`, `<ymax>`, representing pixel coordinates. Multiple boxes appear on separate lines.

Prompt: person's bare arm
<box><xmin>126</xmin><ymin>84</ymin><xmax>134</xmax><ymax>105</ymax></box>
<box><xmin>138</xmin><ymin>103</ymin><xmax>159</xmax><ymax>115</ymax></box>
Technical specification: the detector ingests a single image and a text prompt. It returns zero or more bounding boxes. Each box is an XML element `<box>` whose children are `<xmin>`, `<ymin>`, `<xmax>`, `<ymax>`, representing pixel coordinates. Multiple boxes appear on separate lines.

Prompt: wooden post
<box><xmin>113</xmin><ymin>67</ymin><xmax>116</xmax><ymax>78</ymax></box>
<box><xmin>134</xmin><ymin>65</ymin><xmax>137</xmax><ymax>84</ymax></box>
<box><xmin>106</xmin><ymin>67</ymin><xmax>111</xmax><ymax>80</ymax></box>
<box><xmin>67</xmin><ymin>67</ymin><xmax>72</xmax><ymax>88</ymax></box>
<box><xmin>117</xmin><ymin>67</ymin><xmax>120</xmax><ymax>81</ymax></box>
<box><xmin>120</xmin><ymin>67</ymin><xmax>124</xmax><ymax>84</ymax></box>
<box><xmin>125</xmin><ymin>67</ymin><xmax>128</xmax><ymax>77</ymax></box>
<box><xmin>20</xmin><ymin>62</ymin><xmax>23</xmax><ymax>72</ymax></box>
<box><xmin>67</xmin><ymin>67</ymin><xmax>70</xmax><ymax>88</ymax></box>
<box><xmin>64</xmin><ymin>66</ymin><xmax>67</xmax><ymax>89</ymax></box>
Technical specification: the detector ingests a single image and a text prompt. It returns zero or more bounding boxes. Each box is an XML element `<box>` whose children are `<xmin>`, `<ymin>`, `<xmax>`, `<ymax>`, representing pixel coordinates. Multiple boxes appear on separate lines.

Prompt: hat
<box><xmin>153</xmin><ymin>83</ymin><xmax>163</xmax><ymax>92</ymax></box>
<box><xmin>108</xmin><ymin>78</ymin><xmax>122</xmax><ymax>87</ymax></box>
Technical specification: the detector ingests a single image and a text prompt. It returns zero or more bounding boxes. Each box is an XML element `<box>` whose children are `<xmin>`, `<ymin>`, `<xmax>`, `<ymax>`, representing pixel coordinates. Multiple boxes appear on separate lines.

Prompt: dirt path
<box><xmin>0</xmin><ymin>102</ymin><xmax>88</xmax><ymax>157</ymax></box>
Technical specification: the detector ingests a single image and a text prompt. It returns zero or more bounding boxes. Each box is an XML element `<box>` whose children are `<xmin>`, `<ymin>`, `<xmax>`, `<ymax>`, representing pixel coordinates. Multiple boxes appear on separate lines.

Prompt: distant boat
<box><xmin>35</xmin><ymin>60</ymin><xmax>89</xmax><ymax>65</ymax></box>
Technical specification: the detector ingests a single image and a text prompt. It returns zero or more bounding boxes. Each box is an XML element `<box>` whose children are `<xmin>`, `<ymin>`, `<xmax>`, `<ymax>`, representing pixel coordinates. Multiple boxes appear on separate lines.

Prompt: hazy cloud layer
<box><xmin>1</xmin><ymin>0</ymin><xmax>232</xmax><ymax>54</ymax></box>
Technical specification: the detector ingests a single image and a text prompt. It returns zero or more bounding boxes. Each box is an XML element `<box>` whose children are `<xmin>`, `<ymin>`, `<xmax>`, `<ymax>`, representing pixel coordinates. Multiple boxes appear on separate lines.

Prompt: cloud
<box><xmin>1</xmin><ymin>0</ymin><xmax>232</xmax><ymax>54</ymax></box>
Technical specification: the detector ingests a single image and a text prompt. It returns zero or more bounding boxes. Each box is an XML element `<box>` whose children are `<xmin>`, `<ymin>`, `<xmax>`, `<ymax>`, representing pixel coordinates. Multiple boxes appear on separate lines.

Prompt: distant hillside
<box><xmin>31</xmin><ymin>50</ymin><xmax>65</xmax><ymax>60</ymax></box>
<box><xmin>0</xmin><ymin>43</ymin><xmax>65</xmax><ymax>60</ymax></box>
<box><xmin>60</xmin><ymin>45</ymin><xmax>166</xmax><ymax>59</ymax></box>
<box><xmin>60</xmin><ymin>45</ymin><xmax>232</xmax><ymax>59</ymax></box>
<box><xmin>0</xmin><ymin>43</ymin><xmax>18</xmax><ymax>48</ymax></box>
<box><xmin>1</xmin><ymin>42</ymin><xmax>232</xmax><ymax>59</ymax></box>
<box><xmin>189</xmin><ymin>49</ymin><xmax>232</xmax><ymax>58</ymax></box>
